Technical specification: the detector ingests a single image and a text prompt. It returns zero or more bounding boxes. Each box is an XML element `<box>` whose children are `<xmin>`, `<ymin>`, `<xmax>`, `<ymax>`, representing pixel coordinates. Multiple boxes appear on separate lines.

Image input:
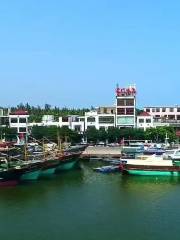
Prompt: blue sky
<box><xmin>0</xmin><ymin>0</ymin><xmax>180</xmax><ymax>108</ymax></box>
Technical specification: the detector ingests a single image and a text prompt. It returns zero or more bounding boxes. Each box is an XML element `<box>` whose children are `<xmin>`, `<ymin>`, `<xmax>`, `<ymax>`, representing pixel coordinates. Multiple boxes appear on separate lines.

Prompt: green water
<box><xmin>1</xmin><ymin>161</ymin><xmax>180</xmax><ymax>240</ymax></box>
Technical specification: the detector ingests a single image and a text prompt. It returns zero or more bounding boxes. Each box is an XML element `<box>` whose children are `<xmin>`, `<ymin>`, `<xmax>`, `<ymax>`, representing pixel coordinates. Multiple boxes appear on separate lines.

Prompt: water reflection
<box><xmin>119</xmin><ymin>174</ymin><xmax>180</xmax><ymax>200</ymax></box>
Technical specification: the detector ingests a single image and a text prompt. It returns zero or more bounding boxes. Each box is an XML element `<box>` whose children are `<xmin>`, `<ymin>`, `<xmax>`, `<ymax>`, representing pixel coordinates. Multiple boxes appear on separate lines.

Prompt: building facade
<box><xmin>137</xmin><ymin>112</ymin><xmax>154</xmax><ymax>131</ymax></box>
<box><xmin>116</xmin><ymin>85</ymin><xmax>136</xmax><ymax>128</ymax></box>
<box><xmin>9</xmin><ymin>110</ymin><xmax>29</xmax><ymax>144</ymax></box>
<box><xmin>144</xmin><ymin>106</ymin><xmax>180</xmax><ymax>128</ymax></box>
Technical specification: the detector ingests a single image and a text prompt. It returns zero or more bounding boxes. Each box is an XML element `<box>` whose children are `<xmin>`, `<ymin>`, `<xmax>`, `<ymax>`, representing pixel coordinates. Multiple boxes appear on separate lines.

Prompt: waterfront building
<box><xmin>85</xmin><ymin>110</ymin><xmax>115</xmax><ymax>130</ymax></box>
<box><xmin>59</xmin><ymin>115</ymin><xmax>85</xmax><ymax>133</ymax></box>
<box><xmin>9</xmin><ymin>110</ymin><xmax>29</xmax><ymax>144</ymax></box>
<box><xmin>115</xmin><ymin>85</ymin><xmax>136</xmax><ymax>128</ymax></box>
<box><xmin>144</xmin><ymin>106</ymin><xmax>180</xmax><ymax>128</ymax></box>
<box><xmin>0</xmin><ymin>108</ymin><xmax>10</xmax><ymax>128</ymax></box>
<box><xmin>137</xmin><ymin>112</ymin><xmax>154</xmax><ymax>131</ymax></box>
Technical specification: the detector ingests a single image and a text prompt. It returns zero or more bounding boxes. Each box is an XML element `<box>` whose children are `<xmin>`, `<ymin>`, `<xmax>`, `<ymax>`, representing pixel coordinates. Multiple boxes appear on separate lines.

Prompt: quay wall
<box><xmin>81</xmin><ymin>146</ymin><xmax>122</xmax><ymax>159</ymax></box>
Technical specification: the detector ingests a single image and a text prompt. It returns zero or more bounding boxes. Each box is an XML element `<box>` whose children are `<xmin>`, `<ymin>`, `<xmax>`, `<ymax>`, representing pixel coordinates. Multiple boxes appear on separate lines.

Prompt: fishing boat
<box><xmin>143</xmin><ymin>148</ymin><xmax>165</xmax><ymax>155</ymax></box>
<box><xmin>55</xmin><ymin>152</ymin><xmax>81</xmax><ymax>171</ymax></box>
<box><xmin>19</xmin><ymin>160</ymin><xmax>43</xmax><ymax>181</ymax></box>
<box><xmin>39</xmin><ymin>158</ymin><xmax>60</xmax><ymax>178</ymax></box>
<box><xmin>0</xmin><ymin>158</ymin><xmax>31</xmax><ymax>186</ymax></box>
<box><xmin>120</xmin><ymin>155</ymin><xmax>180</xmax><ymax>176</ymax></box>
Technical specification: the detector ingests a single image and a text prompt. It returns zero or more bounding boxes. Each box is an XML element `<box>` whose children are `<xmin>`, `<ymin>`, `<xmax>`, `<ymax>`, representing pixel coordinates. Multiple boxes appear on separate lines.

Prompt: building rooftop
<box><xmin>138</xmin><ymin>111</ymin><xmax>151</xmax><ymax>117</ymax></box>
<box><xmin>10</xmin><ymin>110</ymin><xmax>29</xmax><ymax>115</ymax></box>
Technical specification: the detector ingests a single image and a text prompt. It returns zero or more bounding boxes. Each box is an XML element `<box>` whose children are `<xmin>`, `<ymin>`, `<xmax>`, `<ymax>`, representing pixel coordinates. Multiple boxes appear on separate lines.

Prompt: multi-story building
<box><xmin>144</xmin><ymin>106</ymin><xmax>180</xmax><ymax>128</ymax></box>
<box><xmin>144</xmin><ymin>106</ymin><xmax>180</xmax><ymax>120</ymax></box>
<box><xmin>137</xmin><ymin>112</ymin><xmax>154</xmax><ymax>131</ymax></box>
<box><xmin>116</xmin><ymin>85</ymin><xmax>136</xmax><ymax>128</ymax></box>
<box><xmin>85</xmin><ymin>110</ymin><xmax>115</xmax><ymax>130</ymax></box>
<box><xmin>0</xmin><ymin>108</ymin><xmax>10</xmax><ymax>127</ymax></box>
<box><xmin>9</xmin><ymin>110</ymin><xmax>29</xmax><ymax>143</ymax></box>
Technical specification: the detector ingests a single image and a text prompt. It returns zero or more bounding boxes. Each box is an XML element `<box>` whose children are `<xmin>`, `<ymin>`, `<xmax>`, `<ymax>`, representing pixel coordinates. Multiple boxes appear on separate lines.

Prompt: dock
<box><xmin>81</xmin><ymin>146</ymin><xmax>122</xmax><ymax>160</ymax></box>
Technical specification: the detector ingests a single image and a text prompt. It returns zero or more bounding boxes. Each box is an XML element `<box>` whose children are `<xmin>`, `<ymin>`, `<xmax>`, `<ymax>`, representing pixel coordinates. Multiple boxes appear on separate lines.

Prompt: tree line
<box><xmin>0</xmin><ymin>125</ymin><xmax>177</xmax><ymax>144</ymax></box>
<box><xmin>85</xmin><ymin>126</ymin><xmax>176</xmax><ymax>143</ymax></box>
<box><xmin>9</xmin><ymin>103</ymin><xmax>90</xmax><ymax>122</ymax></box>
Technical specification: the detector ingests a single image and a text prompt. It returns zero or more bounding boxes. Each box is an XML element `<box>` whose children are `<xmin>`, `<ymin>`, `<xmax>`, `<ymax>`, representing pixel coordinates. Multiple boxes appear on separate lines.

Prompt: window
<box><xmin>117</xmin><ymin>108</ymin><xmax>125</xmax><ymax>115</ymax></box>
<box><xmin>62</xmin><ymin>117</ymin><xmax>68</xmax><ymax>122</ymax></box>
<box><xmin>146</xmin><ymin>119</ymin><xmax>151</xmax><ymax>123</ymax></box>
<box><xmin>126</xmin><ymin>99</ymin><xmax>134</xmax><ymax>106</ymax></box>
<box><xmin>99</xmin><ymin>126</ymin><xmax>105</xmax><ymax>130</ymax></box>
<box><xmin>74</xmin><ymin>126</ymin><xmax>81</xmax><ymax>132</ymax></box>
<box><xmin>126</xmin><ymin>108</ymin><xmax>134</xmax><ymax>115</ymax></box>
<box><xmin>177</xmin><ymin>108</ymin><xmax>180</xmax><ymax>112</ymax></box>
<box><xmin>79</xmin><ymin>118</ymin><xmax>85</xmax><ymax>122</ymax></box>
<box><xmin>111</xmin><ymin>109</ymin><xmax>114</xmax><ymax>114</ymax></box>
<box><xmin>152</xmin><ymin>108</ymin><xmax>155</xmax><ymax>112</ymax></box>
<box><xmin>19</xmin><ymin>127</ymin><xmax>27</xmax><ymax>133</ymax></box>
<box><xmin>155</xmin><ymin>115</ymin><xmax>160</xmax><ymax>118</ymax></box>
<box><xmin>146</xmin><ymin>108</ymin><xmax>150</xmax><ymax>113</ymax></box>
<box><xmin>162</xmin><ymin>108</ymin><xmax>166</xmax><ymax>112</ymax></box>
<box><xmin>19</xmin><ymin>118</ymin><xmax>27</xmax><ymax>123</ymax></box>
<box><xmin>168</xmin><ymin>115</ymin><xmax>175</xmax><ymax>120</ymax></box>
<box><xmin>11</xmin><ymin>118</ymin><xmax>18</xmax><ymax>123</ymax></box>
<box><xmin>170</xmin><ymin>108</ymin><xmax>174</xmax><ymax>112</ymax></box>
<box><xmin>87</xmin><ymin>126</ymin><xmax>95</xmax><ymax>129</ymax></box>
<box><xmin>99</xmin><ymin>116</ymin><xmax>114</xmax><ymax>124</ymax></box>
<box><xmin>117</xmin><ymin>99</ymin><xmax>125</xmax><ymax>106</ymax></box>
<box><xmin>177</xmin><ymin>115</ymin><xmax>180</xmax><ymax>120</ymax></box>
<box><xmin>139</xmin><ymin>119</ymin><xmax>144</xmax><ymax>123</ymax></box>
<box><xmin>156</xmin><ymin>108</ymin><xmax>160</xmax><ymax>112</ymax></box>
<box><xmin>103</xmin><ymin>108</ymin><xmax>107</xmax><ymax>114</ymax></box>
<box><xmin>87</xmin><ymin>117</ymin><xmax>95</xmax><ymax>122</ymax></box>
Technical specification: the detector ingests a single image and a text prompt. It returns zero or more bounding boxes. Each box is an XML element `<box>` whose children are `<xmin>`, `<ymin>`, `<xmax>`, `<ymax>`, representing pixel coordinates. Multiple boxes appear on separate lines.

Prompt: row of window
<box><xmin>146</xmin><ymin>108</ymin><xmax>180</xmax><ymax>113</ymax></box>
<box><xmin>87</xmin><ymin>116</ymin><xmax>115</xmax><ymax>124</ymax></box>
<box><xmin>154</xmin><ymin>115</ymin><xmax>180</xmax><ymax>120</ymax></box>
<box><xmin>117</xmin><ymin>99</ymin><xmax>135</xmax><ymax>106</ymax></box>
<box><xmin>117</xmin><ymin>108</ymin><xmax>134</xmax><ymax>115</ymax></box>
<box><xmin>11</xmin><ymin>118</ymin><xmax>27</xmax><ymax>123</ymax></box>
<box><xmin>138</xmin><ymin>119</ymin><xmax>151</xmax><ymax>123</ymax></box>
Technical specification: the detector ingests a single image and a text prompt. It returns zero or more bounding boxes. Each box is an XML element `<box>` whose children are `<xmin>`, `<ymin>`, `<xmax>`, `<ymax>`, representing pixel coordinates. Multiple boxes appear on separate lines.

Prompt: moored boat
<box><xmin>55</xmin><ymin>152</ymin><xmax>81</xmax><ymax>171</ymax></box>
<box><xmin>39</xmin><ymin>159</ymin><xmax>59</xmax><ymax>178</ymax></box>
<box><xmin>120</xmin><ymin>154</ymin><xmax>180</xmax><ymax>176</ymax></box>
<box><xmin>121</xmin><ymin>164</ymin><xmax>180</xmax><ymax>176</ymax></box>
<box><xmin>19</xmin><ymin>160</ymin><xmax>43</xmax><ymax>181</ymax></box>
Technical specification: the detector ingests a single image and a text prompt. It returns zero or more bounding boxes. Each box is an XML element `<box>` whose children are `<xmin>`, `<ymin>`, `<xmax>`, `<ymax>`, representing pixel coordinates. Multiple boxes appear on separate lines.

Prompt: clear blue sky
<box><xmin>1</xmin><ymin>0</ymin><xmax>180</xmax><ymax>109</ymax></box>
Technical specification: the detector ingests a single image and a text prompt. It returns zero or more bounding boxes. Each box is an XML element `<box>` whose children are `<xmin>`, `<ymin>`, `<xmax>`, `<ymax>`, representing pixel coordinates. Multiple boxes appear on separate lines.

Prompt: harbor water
<box><xmin>1</xmin><ymin>160</ymin><xmax>180</xmax><ymax>240</ymax></box>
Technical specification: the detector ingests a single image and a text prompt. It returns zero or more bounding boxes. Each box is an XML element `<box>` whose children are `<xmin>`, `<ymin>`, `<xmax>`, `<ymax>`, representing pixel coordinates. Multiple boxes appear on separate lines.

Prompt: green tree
<box><xmin>85</xmin><ymin>127</ymin><xmax>99</xmax><ymax>143</ymax></box>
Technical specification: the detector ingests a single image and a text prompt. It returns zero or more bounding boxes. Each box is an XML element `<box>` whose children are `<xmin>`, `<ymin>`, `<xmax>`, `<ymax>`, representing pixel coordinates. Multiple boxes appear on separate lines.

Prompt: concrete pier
<box><xmin>81</xmin><ymin>146</ymin><xmax>122</xmax><ymax>159</ymax></box>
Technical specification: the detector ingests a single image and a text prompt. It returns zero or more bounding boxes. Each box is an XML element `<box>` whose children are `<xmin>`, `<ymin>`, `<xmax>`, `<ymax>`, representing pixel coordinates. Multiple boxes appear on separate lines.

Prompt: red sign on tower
<box><xmin>116</xmin><ymin>86</ymin><xmax>136</xmax><ymax>97</ymax></box>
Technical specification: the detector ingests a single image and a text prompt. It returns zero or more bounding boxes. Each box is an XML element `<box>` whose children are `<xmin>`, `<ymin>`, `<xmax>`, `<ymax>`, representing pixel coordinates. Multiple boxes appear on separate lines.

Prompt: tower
<box><xmin>115</xmin><ymin>84</ymin><xmax>136</xmax><ymax>128</ymax></box>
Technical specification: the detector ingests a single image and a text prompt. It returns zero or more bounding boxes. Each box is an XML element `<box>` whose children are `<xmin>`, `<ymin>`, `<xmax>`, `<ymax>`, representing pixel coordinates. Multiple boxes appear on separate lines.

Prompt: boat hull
<box><xmin>122</xmin><ymin>162</ymin><xmax>180</xmax><ymax>176</ymax></box>
<box><xmin>39</xmin><ymin>167</ymin><xmax>56</xmax><ymax>177</ymax></box>
<box><xmin>0</xmin><ymin>179</ymin><xmax>18</xmax><ymax>187</ymax></box>
<box><xmin>56</xmin><ymin>159</ymin><xmax>78</xmax><ymax>171</ymax></box>
<box><xmin>126</xmin><ymin>169</ymin><xmax>180</xmax><ymax>176</ymax></box>
<box><xmin>20</xmin><ymin>170</ymin><xmax>41</xmax><ymax>181</ymax></box>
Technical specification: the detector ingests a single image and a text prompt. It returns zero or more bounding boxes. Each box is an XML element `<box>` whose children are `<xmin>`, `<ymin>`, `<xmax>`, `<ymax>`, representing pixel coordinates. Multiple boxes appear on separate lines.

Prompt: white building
<box><xmin>116</xmin><ymin>85</ymin><xmax>136</xmax><ymax>128</ymax></box>
<box><xmin>85</xmin><ymin>111</ymin><xmax>115</xmax><ymax>130</ymax></box>
<box><xmin>9</xmin><ymin>110</ymin><xmax>29</xmax><ymax>143</ymax></box>
<box><xmin>137</xmin><ymin>112</ymin><xmax>154</xmax><ymax>131</ymax></box>
<box><xmin>144</xmin><ymin>106</ymin><xmax>180</xmax><ymax>121</ymax></box>
<box><xmin>144</xmin><ymin>106</ymin><xmax>180</xmax><ymax>128</ymax></box>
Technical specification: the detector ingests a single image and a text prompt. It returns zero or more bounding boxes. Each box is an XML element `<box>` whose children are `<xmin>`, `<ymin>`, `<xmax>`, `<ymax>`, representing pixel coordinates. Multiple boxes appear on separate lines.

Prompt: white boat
<box><xmin>121</xmin><ymin>154</ymin><xmax>173</xmax><ymax>166</ymax></box>
<box><xmin>163</xmin><ymin>149</ymin><xmax>180</xmax><ymax>160</ymax></box>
